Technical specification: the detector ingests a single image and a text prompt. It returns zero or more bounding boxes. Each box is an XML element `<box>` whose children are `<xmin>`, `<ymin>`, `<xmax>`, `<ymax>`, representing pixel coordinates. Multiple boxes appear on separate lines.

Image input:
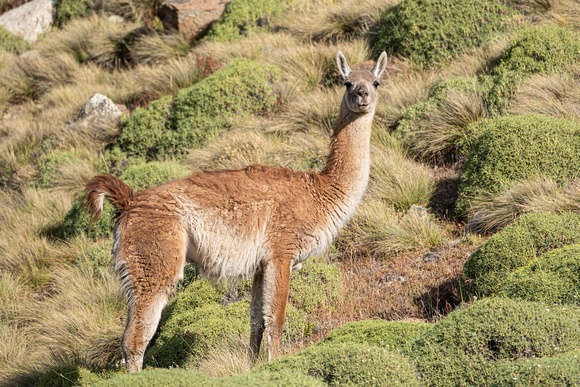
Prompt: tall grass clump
<box><xmin>484</xmin><ymin>25</ymin><xmax>580</xmax><ymax>114</ymax></box>
<box><xmin>397</xmin><ymin>77</ymin><xmax>488</xmax><ymax>162</ymax></box>
<box><xmin>409</xmin><ymin>298</ymin><xmax>580</xmax><ymax>387</ymax></box>
<box><xmin>372</xmin><ymin>0</ymin><xmax>514</xmax><ymax>66</ymax></box>
<box><xmin>461</xmin><ymin>212</ymin><xmax>580</xmax><ymax>298</ymax></box>
<box><xmin>467</xmin><ymin>177</ymin><xmax>580</xmax><ymax>233</ymax></box>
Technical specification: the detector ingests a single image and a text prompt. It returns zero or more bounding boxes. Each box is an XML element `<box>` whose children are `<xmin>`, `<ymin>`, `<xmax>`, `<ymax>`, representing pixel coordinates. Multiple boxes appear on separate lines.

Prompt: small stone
<box><xmin>384</xmin><ymin>273</ymin><xmax>406</xmax><ymax>284</ymax></box>
<box><xmin>108</xmin><ymin>15</ymin><xmax>125</xmax><ymax>23</ymax></box>
<box><xmin>422</xmin><ymin>252</ymin><xmax>440</xmax><ymax>263</ymax></box>
<box><xmin>464</xmin><ymin>210</ymin><xmax>489</xmax><ymax>235</ymax></box>
<box><xmin>158</xmin><ymin>0</ymin><xmax>234</xmax><ymax>40</ymax></box>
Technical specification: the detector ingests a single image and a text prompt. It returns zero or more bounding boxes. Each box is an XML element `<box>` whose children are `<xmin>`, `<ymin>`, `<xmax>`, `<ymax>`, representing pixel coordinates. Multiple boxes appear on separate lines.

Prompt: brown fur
<box><xmin>83</xmin><ymin>51</ymin><xmax>388</xmax><ymax>372</ymax></box>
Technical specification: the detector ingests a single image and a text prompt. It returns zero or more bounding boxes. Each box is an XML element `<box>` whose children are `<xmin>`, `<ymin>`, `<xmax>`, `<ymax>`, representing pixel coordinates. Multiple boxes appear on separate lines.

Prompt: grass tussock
<box><xmin>468</xmin><ymin>177</ymin><xmax>580</xmax><ymax>233</ymax></box>
<box><xmin>508</xmin><ymin>66</ymin><xmax>580</xmax><ymax>121</ymax></box>
<box><xmin>195</xmin><ymin>335</ymin><xmax>265</xmax><ymax>378</ymax></box>
<box><xmin>131</xmin><ymin>32</ymin><xmax>191</xmax><ymax>65</ymax></box>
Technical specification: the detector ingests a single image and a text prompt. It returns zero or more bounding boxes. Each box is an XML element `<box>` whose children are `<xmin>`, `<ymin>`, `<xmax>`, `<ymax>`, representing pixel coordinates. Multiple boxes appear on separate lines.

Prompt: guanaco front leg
<box><xmin>260</xmin><ymin>257</ymin><xmax>292</xmax><ymax>361</ymax></box>
<box><xmin>249</xmin><ymin>265</ymin><xmax>265</xmax><ymax>362</ymax></box>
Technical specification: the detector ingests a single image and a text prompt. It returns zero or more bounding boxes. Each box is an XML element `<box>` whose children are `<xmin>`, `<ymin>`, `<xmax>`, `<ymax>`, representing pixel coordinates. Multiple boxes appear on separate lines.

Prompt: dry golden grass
<box><xmin>468</xmin><ymin>177</ymin><xmax>580</xmax><ymax>233</ymax></box>
<box><xmin>195</xmin><ymin>335</ymin><xmax>263</xmax><ymax>378</ymax></box>
<box><xmin>277</xmin><ymin>0</ymin><xmax>394</xmax><ymax>42</ymax></box>
<box><xmin>132</xmin><ymin>32</ymin><xmax>191</xmax><ymax>65</ymax></box>
<box><xmin>508</xmin><ymin>66</ymin><xmax>580</xmax><ymax>120</ymax></box>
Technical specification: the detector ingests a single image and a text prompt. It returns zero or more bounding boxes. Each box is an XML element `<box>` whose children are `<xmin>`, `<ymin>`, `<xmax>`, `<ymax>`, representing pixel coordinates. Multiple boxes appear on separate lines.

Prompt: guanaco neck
<box><xmin>320</xmin><ymin>96</ymin><xmax>375</xmax><ymax>210</ymax></box>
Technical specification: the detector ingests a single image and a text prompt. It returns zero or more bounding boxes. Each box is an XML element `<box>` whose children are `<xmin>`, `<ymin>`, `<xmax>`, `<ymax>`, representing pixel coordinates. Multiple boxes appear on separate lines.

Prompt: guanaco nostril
<box><xmin>358</xmin><ymin>89</ymin><xmax>368</xmax><ymax>97</ymax></box>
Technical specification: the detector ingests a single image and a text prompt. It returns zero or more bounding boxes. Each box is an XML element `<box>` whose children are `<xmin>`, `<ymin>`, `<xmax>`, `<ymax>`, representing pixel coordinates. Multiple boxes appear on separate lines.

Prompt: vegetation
<box><xmin>2</xmin><ymin>0</ymin><xmax>580</xmax><ymax>384</ymax></box>
<box><xmin>257</xmin><ymin>342</ymin><xmax>420</xmax><ymax>386</ymax></box>
<box><xmin>409</xmin><ymin>297</ymin><xmax>580</xmax><ymax>386</ymax></box>
<box><xmin>499</xmin><ymin>244</ymin><xmax>580</xmax><ymax>305</ymax></box>
<box><xmin>0</xmin><ymin>26</ymin><xmax>29</xmax><ymax>54</ymax></box>
<box><xmin>372</xmin><ymin>0</ymin><xmax>513</xmax><ymax>66</ymax></box>
<box><xmin>205</xmin><ymin>0</ymin><xmax>292</xmax><ymax>42</ymax></box>
<box><xmin>457</xmin><ymin>115</ymin><xmax>580</xmax><ymax>215</ymax></box>
<box><xmin>461</xmin><ymin>212</ymin><xmax>580</xmax><ymax>298</ymax></box>
<box><xmin>484</xmin><ymin>25</ymin><xmax>580</xmax><ymax>114</ymax></box>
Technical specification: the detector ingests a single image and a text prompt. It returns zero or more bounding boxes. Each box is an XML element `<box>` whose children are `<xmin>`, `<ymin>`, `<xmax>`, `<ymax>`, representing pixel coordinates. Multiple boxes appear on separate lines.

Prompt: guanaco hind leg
<box><xmin>117</xmin><ymin>218</ymin><xmax>187</xmax><ymax>372</ymax></box>
<box><xmin>249</xmin><ymin>265</ymin><xmax>265</xmax><ymax>361</ymax></box>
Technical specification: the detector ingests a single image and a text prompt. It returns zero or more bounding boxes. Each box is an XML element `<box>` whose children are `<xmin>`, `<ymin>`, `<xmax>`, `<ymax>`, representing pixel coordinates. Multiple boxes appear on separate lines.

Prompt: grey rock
<box><xmin>0</xmin><ymin>0</ymin><xmax>56</xmax><ymax>43</ymax></box>
<box><xmin>384</xmin><ymin>273</ymin><xmax>406</xmax><ymax>284</ymax></box>
<box><xmin>77</xmin><ymin>93</ymin><xmax>123</xmax><ymax>122</ymax></box>
<box><xmin>464</xmin><ymin>210</ymin><xmax>489</xmax><ymax>235</ymax></box>
<box><xmin>422</xmin><ymin>252</ymin><xmax>440</xmax><ymax>263</ymax></box>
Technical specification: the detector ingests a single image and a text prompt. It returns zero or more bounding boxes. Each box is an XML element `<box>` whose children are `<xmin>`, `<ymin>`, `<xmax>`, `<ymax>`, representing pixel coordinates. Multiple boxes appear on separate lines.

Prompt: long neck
<box><xmin>322</xmin><ymin>96</ymin><xmax>374</xmax><ymax>197</ymax></box>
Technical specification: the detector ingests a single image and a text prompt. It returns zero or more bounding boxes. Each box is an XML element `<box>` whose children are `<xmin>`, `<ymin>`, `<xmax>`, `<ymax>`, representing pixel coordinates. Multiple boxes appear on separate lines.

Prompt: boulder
<box><xmin>77</xmin><ymin>93</ymin><xmax>124</xmax><ymax>122</ymax></box>
<box><xmin>0</xmin><ymin>0</ymin><xmax>56</xmax><ymax>43</ymax></box>
<box><xmin>157</xmin><ymin>0</ymin><xmax>233</xmax><ymax>40</ymax></box>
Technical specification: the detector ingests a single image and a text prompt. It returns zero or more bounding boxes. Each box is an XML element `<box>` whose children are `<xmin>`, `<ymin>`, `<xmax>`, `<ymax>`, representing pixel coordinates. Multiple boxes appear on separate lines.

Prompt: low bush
<box><xmin>146</xmin><ymin>294</ymin><xmax>307</xmax><ymax>368</ymax></box>
<box><xmin>456</xmin><ymin>115</ymin><xmax>580</xmax><ymax>215</ymax></box>
<box><xmin>37</xmin><ymin>364</ymin><xmax>122</xmax><ymax>387</ymax></box>
<box><xmin>499</xmin><ymin>244</ymin><xmax>580</xmax><ymax>305</ymax></box>
<box><xmin>289</xmin><ymin>256</ymin><xmax>342</xmax><ymax>315</ymax></box>
<box><xmin>322</xmin><ymin>320</ymin><xmax>431</xmax><ymax>351</ymax></box>
<box><xmin>116</xmin><ymin>59</ymin><xmax>280</xmax><ymax>160</ymax></box>
<box><xmin>204</xmin><ymin>0</ymin><xmax>291</xmax><ymax>42</ymax></box>
<box><xmin>257</xmin><ymin>342</ymin><xmax>420</xmax><ymax>386</ymax></box>
<box><xmin>93</xmin><ymin>368</ymin><xmax>324</xmax><ymax>386</ymax></box>
<box><xmin>461</xmin><ymin>212</ymin><xmax>580</xmax><ymax>298</ymax></box>
<box><xmin>58</xmin><ymin>160</ymin><xmax>185</xmax><ymax>240</ymax></box>
<box><xmin>56</xmin><ymin>0</ymin><xmax>94</xmax><ymax>25</ymax></box>
<box><xmin>114</xmin><ymin>96</ymin><xmax>173</xmax><ymax>161</ymax></box>
<box><xmin>491</xmin><ymin>349</ymin><xmax>580</xmax><ymax>387</ymax></box>
<box><xmin>372</xmin><ymin>0</ymin><xmax>513</xmax><ymax>66</ymax></box>
<box><xmin>409</xmin><ymin>297</ymin><xmax>580</xmax><ymax>386</ymax></box>
<box><xmin>0</xmin><ymin>26</ymin><xmax>29</xmax><ymax>55</ymax></box>
<box><xmin>33</xmin><ymin>149</ymin><xmax>86</xmax><ymax>189</ymax></box>
<box><xmin>484</xmin><ymin>25</ymin><xmax>580</xmax><ymax>114</ymax></box>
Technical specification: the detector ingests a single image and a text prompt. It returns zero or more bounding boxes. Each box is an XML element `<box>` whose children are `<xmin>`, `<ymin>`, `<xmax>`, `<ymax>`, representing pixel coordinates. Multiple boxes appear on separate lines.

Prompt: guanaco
<box><xmin>84</xmin><ymin>50</ymin><xmax>388</xmax><ymax>372</ymax></box>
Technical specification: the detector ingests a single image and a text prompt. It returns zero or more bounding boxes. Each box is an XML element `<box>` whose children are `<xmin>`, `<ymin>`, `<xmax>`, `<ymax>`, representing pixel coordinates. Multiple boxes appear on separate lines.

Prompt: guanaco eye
<box><xmin>373</xmin><ymin>80</ymin><xmax>381</xmax><ymax>88</ymax></box>
<box><xmin>344</xmin><ymin>81</ymin><xmax>353</xmax><ymax>88</ymax></box>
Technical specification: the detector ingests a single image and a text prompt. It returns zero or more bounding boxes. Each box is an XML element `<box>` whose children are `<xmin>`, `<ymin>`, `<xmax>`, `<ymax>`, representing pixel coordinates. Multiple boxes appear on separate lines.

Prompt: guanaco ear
<box><xmin>372</xmin><ymin>51</ymin><xmax>388</xmax><ymax>80</ymax></box>
<box><xmin>336</xmin><ymin>50</ymin><xmax>352</xmax><ymax>82</ymax></box>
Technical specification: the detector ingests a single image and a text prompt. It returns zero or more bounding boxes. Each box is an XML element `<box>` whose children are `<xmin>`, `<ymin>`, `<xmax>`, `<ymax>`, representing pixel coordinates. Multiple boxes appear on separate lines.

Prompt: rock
<box><xmin>108</xmin><ymin>15</ymin><xmax>124</xmax><ymax>23</ymax></box>
<box><xmin>0</xmin><ymin>0</ymin><xmax>56</xmax><ymax>43</ymax></box>
<box><xmin>77</xmin><ymin>93</ymin><xmax>123</xmax><ymax>122</ymax></box>
<box><xmin>384</xmin><ymin>273</ymin><xmax>406</xmax><ymax>285</ymax></box>
<box><xmin>463</xmin><ymin>210</ymin><xmax>489</xmax><ymax>235</ymax></box>
<box><xmin>157</xmin><ymin>0</ymin><xmax>234</xmax><ymax>40</ymax></box>
<box><xmin>404</xmin><ymin>205</ymin><xmax>429</xmax><ymax>221</ymax></box>
<box><xmin>422</xmin><ymin>252</ymin><xmax>440</xmax><ymax>263</ymax></box>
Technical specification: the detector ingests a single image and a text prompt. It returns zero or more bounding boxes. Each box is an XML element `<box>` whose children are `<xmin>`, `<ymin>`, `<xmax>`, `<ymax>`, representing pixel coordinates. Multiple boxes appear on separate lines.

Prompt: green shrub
<box><xmin>120</xmin><ymin>161</ymin><xmax>186</xmax><ymax>191</ymax></box>
<box><xmin>93</xmin><ymin>368</ymin><xmax>324</xmax><ymax>386</ymax></box>
<box><xmin>484</xmin><ymin>25</ymin><xmax>580</xmax><ymax>114</ymax></box>
<box><xmin>499</xmin><ymin>244</ymin><xmax>580</xmax><ymax>305</ymax></box>
<box><xmin>56</xmin><ymin>0</ymin><xmax>94</xmax><ymax>26</ymax></box>
<box><xmin>146</xmin><ymin>296</ymin><xmax>307</xmax><ymax>368</ymax></box>
<box><xmin>289</xmin><ymin>256</ymin><xmax>342</xmax><ymax>315</ymax></box>
<box><xmin>33</xmin><ymin>149</ymin><xmax>85</xmax><ymax>188</ymax></box>
<box><xmin>116</xmin><ymin>59</ymin><xmax>280</xmax><ymax>160</ymax></box>
<box><xmin>461</xmin><ymin>212</ymin><xmax>580</xmax><ymax>298</ymax></box>
<box><xmin>491</xmin><ymin>349</ymin><xmax>580</xmax><ymax>387</ymax></box>
<box><xmin>75</xmin><ymin>241</ymin><xmax>114</xmax><ymax>269</ymax></box>
<box><xmin>205</xmin><ymin>0</ymin><xmax>291</xmax><ymax>42</ymax></box>
<box><xmin>457</xmin><ymin>115</ymin><xmax>580</xmax><ymax>215</ymax></box>
<box><xmin>38</xmin><ymin>364</ymin><xmax>122</xmax><ymax>387</ymax></box>
<box><xmin>409</xmin><ymin>297</ymin><xmax>580</xmax><ymax>387</ymax></box>
<box><xmin>59</xmin><ymin>161</ymin><xmax>185</xmax><ymax>240</ymax></box>
<box><xmin>0</xmin><ymin>26</ymin><xmax>29</xmax><ymax>55</ymax></box>
<box><xmin>372</xmin><ymin>0</ymin><xmax>513</xmax><ymax>66</ymax></box>
<box><xmin>257</xmin><ymin>342</ymin><xmax>420</xmax><ymax>386</ymax></box>
<box><xmin>114</xmin><ymin>96</ymin><xmax>173</xmax><ymax>161</ymax></box>
<box><xmin>322</xmin><ymin>320</ymin><xmax>431</xmax><ymax>351</ymax></box>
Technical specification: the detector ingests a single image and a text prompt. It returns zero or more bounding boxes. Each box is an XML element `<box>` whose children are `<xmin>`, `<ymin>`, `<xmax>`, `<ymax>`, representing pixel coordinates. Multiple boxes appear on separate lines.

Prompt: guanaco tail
<box><xmin>84</xmin><ymin>50</ymin><xmax>388</xmax><ymax>372</ymax></box>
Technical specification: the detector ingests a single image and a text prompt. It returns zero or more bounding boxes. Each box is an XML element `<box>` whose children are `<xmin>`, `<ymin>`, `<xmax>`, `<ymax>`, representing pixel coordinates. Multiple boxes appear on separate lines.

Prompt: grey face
<box><xmin>336</xmin><ymin>51</ymin><xmax>388</xmax><ymax>114</ymax></box>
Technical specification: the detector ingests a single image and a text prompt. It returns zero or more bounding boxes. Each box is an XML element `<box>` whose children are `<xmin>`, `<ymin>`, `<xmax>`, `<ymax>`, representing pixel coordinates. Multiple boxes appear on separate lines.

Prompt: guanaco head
<box><xmin>336</xmin><ymin>50</ymin><xmax>388</xmax><ymax>114</ymax></box>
